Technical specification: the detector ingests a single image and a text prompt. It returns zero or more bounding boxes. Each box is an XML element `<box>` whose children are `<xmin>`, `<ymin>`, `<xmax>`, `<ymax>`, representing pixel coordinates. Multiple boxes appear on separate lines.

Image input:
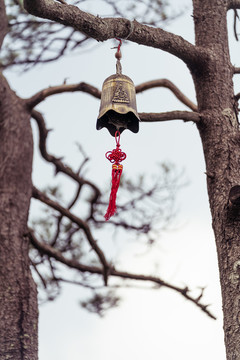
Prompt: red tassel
<box><xmin>104</xmin><ymin>164</ymin><xmax>123</xmax><ymax>220</ymax></box>
<box><xmin>104</xmin><ymin>131</ymin><xmax>126</xmax><ymax>221</ymax></box>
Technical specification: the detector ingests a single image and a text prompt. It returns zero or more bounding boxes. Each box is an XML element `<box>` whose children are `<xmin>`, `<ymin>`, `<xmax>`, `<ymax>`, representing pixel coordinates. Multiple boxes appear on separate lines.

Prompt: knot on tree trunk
<box><xmin>229</xmin><ymin>186</ymin><xmax>240</xmax><ymax>206</ymax></box>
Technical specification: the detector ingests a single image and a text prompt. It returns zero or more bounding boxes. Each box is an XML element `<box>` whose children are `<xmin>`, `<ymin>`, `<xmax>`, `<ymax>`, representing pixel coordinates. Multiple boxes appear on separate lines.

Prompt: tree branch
<box><xmin>234</xmin><ymin>67</ymin><xmax>240</xmax><ymax>73</ymax></box>
<box><xmin>139</xmin><ymin>111</ymin><xmax>200</xmax><ymax>123</ymax></box>
<box><xmin>29</xmin><ymin>229</ymin><xmax>216</xmax><ymax>320</ymax></box>
<box><xmin>26</xmin><ymin>82</ymin><xmax>101</xmax><ymax>109</ymax></box>
<box><xmin>32</xmin><ymin>186</ymin><xmax>110</xmax><ymax>284</ymax></box>
<box><xmin>24</xmin><ymin>0</ymin><xmax>207</xmax><ymax>68</ymax></box>
<box><xmin>50</xmin><ymin>182</ymin><xmax>83</xmax><ymax>247</ymax></box>
<box><xmin>27</xmin><ymin>78</ymin><xmax>197</xmax><ymax>113</ymax></box>
<box><xmin>136</xmin><ymin>79</ymin><xmax>197</xmax><ymax>111</ymax></box>
<box><xmin>233</xmin><ymin>9</ymin><xmax>239</xmax><ymax>40</ymax></box>
<box><xmin>31</xmin><ymin>109</ymin><xmax>100</xmax><ymax>209</ymax></box>
<box><xmin>228</xmin><ymin>0</ymin><xmax>240</xmax><ymax>10</ymax></box>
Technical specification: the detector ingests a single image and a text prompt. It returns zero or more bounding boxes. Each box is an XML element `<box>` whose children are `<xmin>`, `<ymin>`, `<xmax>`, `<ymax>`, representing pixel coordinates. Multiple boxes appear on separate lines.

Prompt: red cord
<box><xmin>115</xmin><ymin>38</ymin><xmax>122</xmax><ymax>53</ymax></box>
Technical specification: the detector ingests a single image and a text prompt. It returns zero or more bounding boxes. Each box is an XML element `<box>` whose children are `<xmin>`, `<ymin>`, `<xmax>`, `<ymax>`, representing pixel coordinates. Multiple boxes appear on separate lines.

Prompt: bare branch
<box><xmin>50</xmin><ymin>182</ymin><xmax>83</xmax><ymax>246</ymax></box>
<box><xmin>24</xmin><ymin>0</ymin><xmax>207</xmax><ymax>68</ymax></box>
<box><xmin>139</xmin><ymin>111</ymin><xmax>200</xmax><ymax>123</ymax></box>
<box><xmin>2</xmin><ymin>19</ymin><xmax>89</xmax><ymax>70</ymax></box>
<box><xmin>52</xmin><ymin>277</ymin><xmax>98</xmax><ymax>290</ymax></box>
<box><xmin>234</xmin><ymin>67</ymin><xmax>240</xmax><ymax>73</ymax></box>
<box><xmin>30</xmin><ymin>259</ymin><xmax>47</xmax><ymax>289</ymax></box>
<box><xmin>29</xmin><ymin>228</ymin><xmax>103</xmax><ymax>273</ymax></box>
<box><xmin>31</xmin><ymin>110</ymin><xmax>100</xmax><ymax>208</ymax></box>
<box><xmin>110</xmin><ymin>271</ymin><xmax>216</xmax><ymax>320</ymax></box>
<box><xmin>26</xmin><ymin>82</ymin><xmax>101</xmax><ymax>109</ymax></box>
<box><xmin>29</xmin><ymin>229</ymin><xmax>216</xmax><ymax>320</ymax></box>
<box><xmin>32</xmin><ymin>186</ymin><xmax>110</xmax><ymax>284</ymax></box>
<box><xmin>27</xmin><ymin>78</ymin><xmax>197</xmax><ymax>113</ymax></box>
<box><xmin>136</xmin><ymin>79</ymin><xmax>197</xmax><ymax>111</ymax></box>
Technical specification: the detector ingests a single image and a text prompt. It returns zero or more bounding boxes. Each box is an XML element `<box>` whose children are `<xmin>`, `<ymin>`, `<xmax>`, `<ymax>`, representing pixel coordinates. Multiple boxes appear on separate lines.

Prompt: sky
<box><xmin>5</xmin><ymin>0</ymin><xmax>240</xmax><ymax>359</ymax></box>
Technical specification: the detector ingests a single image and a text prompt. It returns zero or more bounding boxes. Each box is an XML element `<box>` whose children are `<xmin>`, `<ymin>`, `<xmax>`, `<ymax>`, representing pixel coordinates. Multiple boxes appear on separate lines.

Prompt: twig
<box><xmin>30</xmin><ymin>259</ymin><xmax>47</xmax><ymax>289</ymax></box>
<box><xmin>233</xmin><ymin>9</ymin><xmax>239</xmax><ymax>40</ymax></box>
<box><xmin>32</xmin><ymin>186</ymin><xmax>110</xmax><ymax>285</ymax></box>
<box><xmin>31</xmin><ymin>110</ymin><xmax>101</xmax><ymax>207</ymax></box>
<box><xmin>51</xmin><ymin>183</ymin><xmax>83</xmax><ymax>246</ymax></box>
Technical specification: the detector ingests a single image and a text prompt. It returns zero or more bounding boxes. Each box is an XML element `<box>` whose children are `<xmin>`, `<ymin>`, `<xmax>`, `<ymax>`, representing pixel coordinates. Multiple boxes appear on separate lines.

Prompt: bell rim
<box><xmin>97</xmin><ymin>108</ymin><xmax>141</xmax><ymax>121</ymax></box>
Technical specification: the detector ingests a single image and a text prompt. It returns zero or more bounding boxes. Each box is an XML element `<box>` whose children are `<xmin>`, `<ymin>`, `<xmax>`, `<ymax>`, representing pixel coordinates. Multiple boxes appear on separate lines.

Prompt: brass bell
<box><xmin>97</xmin><ymin>73</ymin><xmax>140</xmax><ymax>136</ymax></box>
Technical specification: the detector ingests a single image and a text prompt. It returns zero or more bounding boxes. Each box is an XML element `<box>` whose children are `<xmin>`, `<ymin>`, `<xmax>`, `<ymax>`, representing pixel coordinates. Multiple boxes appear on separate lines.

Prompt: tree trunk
<box><xmin>192</xmin><ymin>1</ymin><xmax>240</xmax><ymax>359</ymax></box>
<box><xmin>0</xmin><ymin>74</ymin><xmax>38</xmax><ymax>359</ymax></box>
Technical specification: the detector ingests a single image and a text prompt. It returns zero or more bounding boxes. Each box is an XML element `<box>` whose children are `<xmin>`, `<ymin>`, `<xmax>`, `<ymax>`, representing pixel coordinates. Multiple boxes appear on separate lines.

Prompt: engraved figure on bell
<box><xmin>112</xmin><ymin>82</ymin><xmax>130</xmax><ymax>104</ymax></box>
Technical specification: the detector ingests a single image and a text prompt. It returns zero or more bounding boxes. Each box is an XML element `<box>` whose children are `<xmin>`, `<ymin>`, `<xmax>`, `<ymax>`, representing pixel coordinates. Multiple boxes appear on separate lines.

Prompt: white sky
<box><xmin>5</xmin><ymin>0</ymin><xmax>240</xmax><ymax>359</ymax></box>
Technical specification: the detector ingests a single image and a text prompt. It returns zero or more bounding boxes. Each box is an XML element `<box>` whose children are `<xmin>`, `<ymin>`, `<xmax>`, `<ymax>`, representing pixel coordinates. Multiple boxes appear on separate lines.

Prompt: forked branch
<box><xmin>31</xmin><ymin>109</ymin><xmax>100</xmax><ymax>207</ymax></box>
<box><xmin>29</xmin><ymin>228</ymin><xmax>216</xmax><ymax>320</ymax></box>
<box><xmin>32</xmin><ymin>185</ymin><xmax>110</xmax><ymax>284</ymax></box>
<box><xmin>24</xmin><ymin>0</ymin><xmax>207</xmax><ymax>68</ymax></box>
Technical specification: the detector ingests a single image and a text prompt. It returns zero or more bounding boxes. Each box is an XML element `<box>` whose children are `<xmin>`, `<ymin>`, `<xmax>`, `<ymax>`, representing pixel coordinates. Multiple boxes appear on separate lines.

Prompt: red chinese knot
<box><xmin>104</xmin><ymin>131</ymin><xmax>126</xmax><ymax>220</ymax></box>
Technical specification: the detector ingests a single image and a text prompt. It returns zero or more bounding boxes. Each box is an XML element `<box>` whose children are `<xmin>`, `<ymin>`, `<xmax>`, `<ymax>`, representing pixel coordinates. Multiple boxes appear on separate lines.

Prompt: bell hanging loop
<box><xmin>96</xmin><ymin>38</ymin><xmax>140</xmax><ymax>137</ymax></box>
<box><xmin>115</xmin><ymin>41</ymin><xmax>122</xmax><ymax>74</ymax></box>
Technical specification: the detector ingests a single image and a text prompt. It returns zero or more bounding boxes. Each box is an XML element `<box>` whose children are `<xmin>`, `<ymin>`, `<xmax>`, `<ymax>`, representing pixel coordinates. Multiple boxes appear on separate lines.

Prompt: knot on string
<box><xmin>104</xmin><ymin>131</ymin><xmax>126</xmax><ymax>221</ymax></box>
<box><xmin>105</xmin><ymin>145</ymin><xmax>126</xmax><ymax>164</ymax></box>
<box><xmin>105</xmin><ymin>130</ymin><xmax>126</xmax><ymax>164</ymax></box>
<box><xmin>112</xmin><ymin>38</ymin><xmax>122</xmax><ymax>74</ymax></box>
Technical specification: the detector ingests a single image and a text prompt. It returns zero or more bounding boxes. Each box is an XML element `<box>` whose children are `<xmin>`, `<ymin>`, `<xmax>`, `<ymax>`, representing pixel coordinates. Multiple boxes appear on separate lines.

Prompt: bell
<box><xmin>97</xmin><ymin>73</ymin><xmax>140</xmax><ymax>136</ymax></box>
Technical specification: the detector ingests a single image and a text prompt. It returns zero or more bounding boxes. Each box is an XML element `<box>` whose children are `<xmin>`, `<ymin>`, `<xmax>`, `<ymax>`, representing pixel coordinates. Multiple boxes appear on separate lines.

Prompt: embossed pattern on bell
<box><xmin>112</xmin><ymin>82</ymin><xmax>130</xmax><ymax>104</ymax></box>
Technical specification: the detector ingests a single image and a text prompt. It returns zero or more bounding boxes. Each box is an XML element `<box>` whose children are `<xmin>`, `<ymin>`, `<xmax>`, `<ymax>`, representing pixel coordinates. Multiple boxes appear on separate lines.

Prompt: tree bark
<box><xmin>0</xmin><ymin>2</ymin><xmax>38</xmax><ymax>358</ymax></box>
<box><xmin>0</xmin><ymin>0</ymin><xmax>7</xmax><ymax>48</ymax></box>
<box><xmin>192</xmin><ymin>1</ymin><xmax>240</xmax><ymax>359</ymax></box>
<box><xmin>0</xmin><ymin>74</ymin><xmax>38</xmax><ymax>359</ymax></box>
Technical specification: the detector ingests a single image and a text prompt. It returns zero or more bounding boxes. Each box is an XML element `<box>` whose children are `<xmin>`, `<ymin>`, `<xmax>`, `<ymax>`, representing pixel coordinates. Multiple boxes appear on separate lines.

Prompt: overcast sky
<box><xmin>5</xmin><ymin>0</ymin><xmax>240</xmax><ymax>359</ymax></box>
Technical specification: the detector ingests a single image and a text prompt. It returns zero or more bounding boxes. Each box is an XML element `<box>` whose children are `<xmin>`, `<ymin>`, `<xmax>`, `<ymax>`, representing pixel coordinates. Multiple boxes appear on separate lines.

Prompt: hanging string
<box><xmin>115</xmin><ymin>38</ymin><xmax>122</xmax><ymax>54</ymax></box>
<box><xmin>112</xmin><ymin>38</ymin><xmax>122</xmax><ymax>74</ymax></box>
<box><xmin>104</xmin><ymin>131</ymin><xmax>126</xmax><ymax>220</ymax></box>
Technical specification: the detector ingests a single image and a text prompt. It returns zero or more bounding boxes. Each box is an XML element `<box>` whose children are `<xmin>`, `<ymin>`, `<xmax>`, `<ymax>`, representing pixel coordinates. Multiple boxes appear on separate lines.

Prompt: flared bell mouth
<box><xmin>97</xmin><ymin>110</ymin><xmax>139</xmax><ymax>137</ymax></box>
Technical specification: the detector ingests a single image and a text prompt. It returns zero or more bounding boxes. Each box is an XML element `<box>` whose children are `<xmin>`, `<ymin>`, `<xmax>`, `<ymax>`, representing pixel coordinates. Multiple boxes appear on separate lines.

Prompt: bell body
<box><xmin>97</xmin><ymin>74</ymin><xmax>140</xmax><ymax>136</ymax></box>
